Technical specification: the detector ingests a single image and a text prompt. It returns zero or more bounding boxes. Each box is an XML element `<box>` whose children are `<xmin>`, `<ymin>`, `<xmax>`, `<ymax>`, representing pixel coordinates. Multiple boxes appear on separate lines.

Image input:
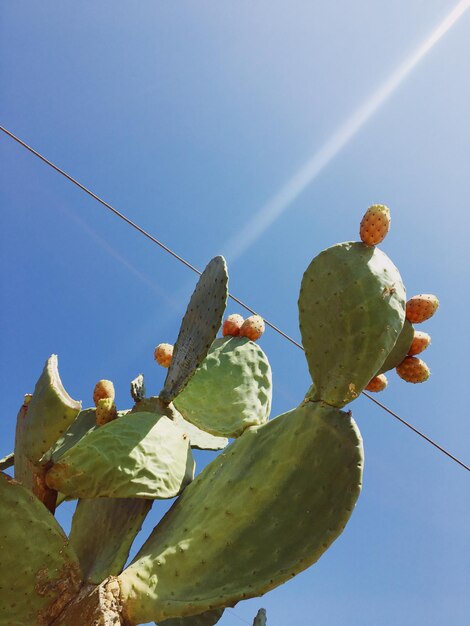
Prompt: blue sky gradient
<box><xmin>1</xmin><ymin>2</ymin><xmax>469</xmax><ymax>625</ymax></box>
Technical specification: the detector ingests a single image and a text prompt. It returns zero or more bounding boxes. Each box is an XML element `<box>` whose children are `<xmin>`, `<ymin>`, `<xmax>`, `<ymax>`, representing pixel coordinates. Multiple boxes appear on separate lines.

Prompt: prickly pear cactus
<box><xmin>174</xmin><ymin>336</ymin><xmax>272</xmax><ymax>437</ymax></box>
<box><xmin>5</xmin><ymin>206</ymin><xmax>438</xmax><ymax>625</ymax></box>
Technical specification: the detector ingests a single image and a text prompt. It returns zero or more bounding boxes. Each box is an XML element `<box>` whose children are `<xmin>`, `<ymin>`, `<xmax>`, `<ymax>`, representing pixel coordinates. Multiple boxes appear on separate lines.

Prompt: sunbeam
<box><xmin>222</xmin><ymin>0</ymin><xmax>470</xmax><ymax>263</ymax></box>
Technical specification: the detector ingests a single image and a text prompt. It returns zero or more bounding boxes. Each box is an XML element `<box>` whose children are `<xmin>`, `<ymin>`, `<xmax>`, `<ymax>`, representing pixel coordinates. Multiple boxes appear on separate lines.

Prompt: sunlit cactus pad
<box><xmin>174</xmin><ymin>336</ymin><xmax>272</xmax><ymax>437</ymax></box>
<box><xmin>300</xmin><ymin>242</ymin><xmax>405</xmax><ymax>407</ymax></box>
<box><xmin>45</xmin><ymin>412</ymin><xmax>195</xmax><ymax>499</ymax></box>
<box><xmin>118</xmin><ymin>401</ymin><xmax>363</xmax><ymax>623</ymax></box>
<box><xmin>0</xmin><ymin>472</ymin><xmax>82</xmax><ymax>625</ymax></box>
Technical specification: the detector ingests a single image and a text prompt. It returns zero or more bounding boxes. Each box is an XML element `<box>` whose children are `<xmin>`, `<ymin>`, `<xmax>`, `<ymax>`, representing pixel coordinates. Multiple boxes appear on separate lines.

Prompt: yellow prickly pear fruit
<box><xmin>154</xmin><ymin>343</ymin><xmax>174</xmax><ymax>368</ymax></box>
<box><xmin>95</xmin><ymin>397</ymin><xmax>118</xmax><ymax>426</ymax></box>
<box><xmin>396</xmin><ymin>356</ymin><xmax>430</xmax><ymax>383</ymax></box>
<box><xmin>359</xmin><ymin>204</ymin><xmax>391</xmax><ymax>246</ymax></box>
<box><xmin>239</xmin><ymin>315</ymin><xmax>265</xmax><ymax>341</ymax></box>
<box><xmin>93</xmin><ymin>379</ymin><xmax>115</xmax><ymax>406</ymax></box>
<box><xmin>408</xmin><ymin>330</ymin><xmax>431</xmax><ymax>356</ymax></box>
<box><xmin>365</xmin><ymin>373</ymin><xmax>388</xmax><ymax>392</ymax></box>
<box><xmin>222</xmin><ymin>313</ymin><xmax>244</xmax><ymax>337</ymax></box>
<box><xmin>405</xmin><ymin>294</ymin><xmax>439</xmax><ymax>323</ymax></box>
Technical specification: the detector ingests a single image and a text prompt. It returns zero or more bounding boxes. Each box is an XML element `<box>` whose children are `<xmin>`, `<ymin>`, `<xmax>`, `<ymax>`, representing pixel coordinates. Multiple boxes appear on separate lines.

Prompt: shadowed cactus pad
<box><xmin>0</xmin><ymin>472</ymin><xmax>82</xmax><ymax>625</ymax></box>
<box><xmin>118</xmin><ymin>401</ymin><xmax>363</xmax><ymax>623</ymax></box>
<box><xmin>159</xmin><ymin>608</ymin><xmax>225</xmax><ymax>626</ymax></box>
<box><xmin>69</xmin><ymin>497</ymin><xmax>153</xmax><ymax>584</ymax></box>
<box><xmin>174</xmin><ymin>336</ymin><xmax>272</xmax><ymax>437</ymax></box>
<box><xmin>131</xmin><ymin>398</ymin><xmax>229</xmax><ymax>451</ymax></box>
<box><xmin>377</xmin><ymin>320</ymin><xmax>414</xmax><ymax>375</ymax></box>
<box><xmin>45</xmin><ymin>411</ymin><xmax>195</xmax><ymax>499</ymax></box>
<box><xmin>300</xmin><ymin>242</ymin><xmax>405</xmax><ymax>407</ymax></box>
<box><xmin>160</xmin><ymin>256</ymin><xmax>228</xmax><ymax>404</ymax></box>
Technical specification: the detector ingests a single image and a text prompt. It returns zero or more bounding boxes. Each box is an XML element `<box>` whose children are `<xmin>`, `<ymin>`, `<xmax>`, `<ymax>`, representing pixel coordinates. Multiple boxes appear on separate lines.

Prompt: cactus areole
<box><xmin>5</xmin><ymin>208</ymin><xmax>438</xmax><ymax>625</ymax></box>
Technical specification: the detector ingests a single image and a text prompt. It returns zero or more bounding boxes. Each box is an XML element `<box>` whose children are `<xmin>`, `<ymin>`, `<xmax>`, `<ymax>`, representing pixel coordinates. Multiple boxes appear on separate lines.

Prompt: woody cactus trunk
<box><xmin>1</xmin><ymin>207</ymin><xmax>437</xmax><ymax>625</ymax></box>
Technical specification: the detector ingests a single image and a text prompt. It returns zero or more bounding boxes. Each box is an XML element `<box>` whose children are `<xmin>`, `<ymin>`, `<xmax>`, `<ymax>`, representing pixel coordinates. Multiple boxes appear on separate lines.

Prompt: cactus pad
<box><xmin>69</xmin><ymin>497</ymin><xmax>152</xmax><ymax>584</ymax></box>
<box><xmin>160</xmin><ymin>256</ymin><xmax>228</xmax><ymax>404</ymax></box>
<box><xmin>299</xmin><ymin>242</ymin><xmax>405</xmax><ymax>406</ymax></box>
<box><xmin>159</xmin><ymin>608</ymin><xmax>225</xmax><ymax>626</ymax></box>
<box><xmin>45</xmin><ymin>411</ymin><xmax>195</xmax><ymax>499</ymax></box>
<box><xmin>0</xmin><ymin>472</ymin><xmax>82</xmax><ymax>625</ymax></box>
<box><xmin>174</xmin><ymin>337</ymin><xmax>272</xmax><ymax>437</ymax></box>
<box><xmin>377</xmin><ymin>320</ymin><xmax>414</xmax><ymax>374</ymax></box>
<box><xmin>132</xmin><ymin>398</ymin><xmax>229</xmax><ymax>450</ymax></box>
<box><xmin>15</xmin><ymin>355</ymin><xmax>81</xmax><ymax>488</ymax></box>
<box><xmin>118</xmin><ymin>401</ymin><xmax>363</xmax><ymax>623</ymax></box>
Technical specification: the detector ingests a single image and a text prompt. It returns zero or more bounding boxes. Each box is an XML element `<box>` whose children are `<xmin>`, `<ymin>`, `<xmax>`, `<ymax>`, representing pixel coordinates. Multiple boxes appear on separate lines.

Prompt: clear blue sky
<box><xmin>1</xmin><ymin>2</ymin><xmax>469</xmax><ymax>625</ymax></box>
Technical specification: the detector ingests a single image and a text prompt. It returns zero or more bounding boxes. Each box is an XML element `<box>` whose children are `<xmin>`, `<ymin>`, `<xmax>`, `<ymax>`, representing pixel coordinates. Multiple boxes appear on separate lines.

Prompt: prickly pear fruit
<box><xmin>408</xmin><ymin>330</ymin><xmax>431</xmax><ymax>356</ymax></box>
<box><xmin>405</xmin><ymin>294</ymin><xmax>439</xmax><ymax>323</ymax></box>
<box><xmin>155</xmin><ymin>343</ymin><xmax>174</xmax><ymax>368</ymax></box>
<box><xmin>160</xmin><ymin>256</ymin><xmax>228</xmax><ymax>404</ymax></box>
<box><xmin>396</xmin><ymin>356</ymin><xmax>430</xmax><ymax>383</ymax></box>
<box><xmin>96</xmin><ymin>397</ymin><xmax>118</xmax><ymax>426</ymax></box>
<box><xmin>93</xmin><ymin>379</ymin><xmax>115</xmax><ymax>405</ymax></box>
<box><xmin>365</xmin><ymin>373</ymin><xmax>388</xmax><ymax>392</ymax></box>
<box><xmin>359</xmin><ymin>204</ymin><xmax>391</xmax><ymax>246</ymax></box>
<box><xmin>239</xmin><ymin>315</ymin><xmax>265</xmax><ymax>341</ymax></box>
<box><xmin>174</xmin><ymin>336</ymin><xmax>272</xmax><ymax>437</ymax></box>
<box><xmin>299</xmin><ymin>242</ymin><xmax>405</xmax><ymax>407</ymax></box>
<box><xmin>222</xmin><ymin>313</ymin><xmax>244</xmax><ymax>336</ymax></box>
<box><xmin>45</xmin><ymin>411</ymin><xmax>195</xmax><ymax>499</ymax></box>
<box><xmin>118</xmin><ymin>402</ymin><xmax>363</xmax><ymax>623</ymax></box>
<box><xmin>0</xmin><ymin>472</ymin><xmax>82</xmax><ymax>625</ymax></box>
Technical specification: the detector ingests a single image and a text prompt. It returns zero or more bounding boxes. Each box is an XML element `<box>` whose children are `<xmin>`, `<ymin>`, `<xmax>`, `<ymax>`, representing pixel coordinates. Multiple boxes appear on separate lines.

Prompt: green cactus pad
<box><xmin>299</xmin><ymin>242</ymin><xmax>405</xmax><ymax>407</ymax></box>
<box><xmin>160</xmin><ymin>256</ymin><xmax>228</xmax><ymax>404</ymax></box>
<box><xmin>118</xmin><ymin>401</ymin><xmax>363</xmax><ymax>623</ymax></box>
<box><xmin>0</xmin><ymin>472</ymin><xmax>82</xmax><ymax>625</ymax></box>
<box><xmin>69</xmin><ymin>497</ymin><xmax>152</xmax><ymax>584</ymax></box>
<box><xmin>14</xmin><ymin>355</ymin><xmax>81</xmax><ymax>486</ymax></box>
<box><xmin>158</xmin><ymin>608</ymin><xmax>225</xmax><ymax>626</ymax></box>
<box><xmin>377</xmin><ymin>320</ymin><xmax>414</xmax><ymax>374</ymax></box>
<box><xmin>173</xmin><ymin>337</ymin><xmax>272</xmax><ymax>438</ymax></box>
<box><xmin>45</xmin><ymin>411</ymin><xmax>195</xmax><ymax>499</ymax></box>
<box><xmin>132</xmin><ymin>398</ymin><xmax>229</xmax><ymax>450</ymax></box>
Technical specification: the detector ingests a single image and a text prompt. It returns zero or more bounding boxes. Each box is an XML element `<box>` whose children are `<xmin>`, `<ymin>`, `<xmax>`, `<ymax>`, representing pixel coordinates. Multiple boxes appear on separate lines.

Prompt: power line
<box><xmin>1</xmin><ymin>124</ymin><xmax>468</xmax><ymax>473</ymax></box>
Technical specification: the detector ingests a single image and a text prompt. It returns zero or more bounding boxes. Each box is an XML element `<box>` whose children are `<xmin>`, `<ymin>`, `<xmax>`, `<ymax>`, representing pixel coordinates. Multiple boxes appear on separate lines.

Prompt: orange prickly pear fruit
<box><xmin>95</xmin><ymin>397</ymin><xmax>118</xmax><ymax>426</ymax></box>
<box><xmin>359</xmin><ymin>204</ymin><xmax>391</xmax><ymax>246</ymax></box>
<box><xmin>93</xmin><ymin>379</ymin><xmax>115</xmax><ymax>406</ymax></box>
<box><xmin>222</xmin><ymin>314</ymin><xmax>245</xmax><ymax>337</ymax></box>
<box><xmin>239</xmin><ymin>315</ymin><xmax>265</xmax><ymax>341</ymax></box>
<box><xmin>396</xmin><ymin>356</ymin><xmax>430</xmax><ymax>383</ymax></box>
<box><xmin>408</xmin><ymin>330</ymin><xmax>431</xmax><ymax>356</ymax></box>
<box><xmin>154</xmin><ymin>343</ymin><xmax>174</xmax><ymax>368</ymax></box>
<box><xmin>365</xmin><ymin>373</ymin><xmax>388</xmax><ymax>392</ymax></box>
<box><xmin>405</xmin><ymin>294</ymin><xmax>439</xmax><ymax>323</ymax></box>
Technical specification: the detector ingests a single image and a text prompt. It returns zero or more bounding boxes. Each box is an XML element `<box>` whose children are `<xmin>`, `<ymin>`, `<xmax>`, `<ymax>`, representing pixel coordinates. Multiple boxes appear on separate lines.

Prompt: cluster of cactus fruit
<box><xmin>1</xmin><ymin>206</ymin><xmax>439</xmax><ymax>626</ymax></box>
